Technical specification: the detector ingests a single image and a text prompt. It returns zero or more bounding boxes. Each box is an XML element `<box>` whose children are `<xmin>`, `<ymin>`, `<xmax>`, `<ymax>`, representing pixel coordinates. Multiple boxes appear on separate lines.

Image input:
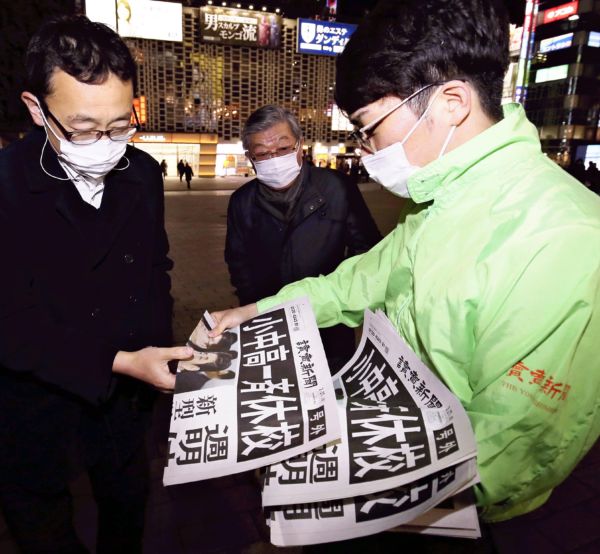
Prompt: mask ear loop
<box><xmin>401</xmin><ymin>86</ymin><xmax>445</xmax><ymax>146</ymax></box>
<box><xmin>112</xmin><ymin>155</ymin><xmax>130</xmax><ymax>171</ymax></box>
<box><xmin>39</xmin><ymin>137</ymin><xmax>71</xmax><ymax>181</ymax></box>
<box><xmin>35</xmin><ymin>100</ymin><xmax>73</xmax><ymax>181</ymax></box>
<box><xmin>438</xmin><ymin>125</ymin><xmax>457</xmax><ymax>159</ymax></box>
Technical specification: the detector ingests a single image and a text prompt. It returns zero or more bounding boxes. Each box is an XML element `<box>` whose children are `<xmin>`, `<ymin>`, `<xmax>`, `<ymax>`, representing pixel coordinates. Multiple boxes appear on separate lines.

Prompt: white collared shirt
<box><xmin>58</xmin><ymin>160</ymin><xmax>105</xmax><ymax>209</ymax></box>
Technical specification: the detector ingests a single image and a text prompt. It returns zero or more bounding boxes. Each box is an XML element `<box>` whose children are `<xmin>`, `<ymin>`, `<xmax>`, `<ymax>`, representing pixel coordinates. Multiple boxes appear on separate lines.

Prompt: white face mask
<box><xmin>253</xmin><ymin>151</ymin><xmax>302</xmax><ymax>190</ymax></box>
<box><xmin>37</xmin><ymin>101</ymin><xmax>128</xmax><ymax>180</ymax></box>
<box><xmin>361</xmin><ymin>87</ymin><xmax>456</xmax><ymax>198</ymax></box>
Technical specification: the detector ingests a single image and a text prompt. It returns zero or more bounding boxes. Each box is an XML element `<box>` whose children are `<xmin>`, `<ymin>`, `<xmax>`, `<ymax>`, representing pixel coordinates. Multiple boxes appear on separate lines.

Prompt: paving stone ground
<box><xmin>0</xmin><ymin>177</ymin><xmax>598</xmax><ymax>553</ymax></box>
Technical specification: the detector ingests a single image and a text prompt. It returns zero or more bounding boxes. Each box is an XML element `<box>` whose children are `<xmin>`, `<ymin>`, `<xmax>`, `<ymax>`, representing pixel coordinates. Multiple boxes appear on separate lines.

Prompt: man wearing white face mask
<box><xmin>225</xmin><ymin>105</ymin><xmax>381</xmax><ymax>371</ymax></box>
<box><xmin>0</xmin><ymin>15</ymin><xmax>193</xmax><ymax>553</ymax></box>
<box><xmin>211</xmin><ymin>0</ymin><xmax>600</xmax><ymax>537</ymax></box>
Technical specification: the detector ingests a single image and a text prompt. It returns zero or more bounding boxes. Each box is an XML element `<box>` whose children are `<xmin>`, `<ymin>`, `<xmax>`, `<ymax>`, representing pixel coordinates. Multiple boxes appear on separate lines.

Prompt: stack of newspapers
<box><xmin>163</xmin><ymin>298</ymin><xmax>481</xmax><ymax>546</ymax></box>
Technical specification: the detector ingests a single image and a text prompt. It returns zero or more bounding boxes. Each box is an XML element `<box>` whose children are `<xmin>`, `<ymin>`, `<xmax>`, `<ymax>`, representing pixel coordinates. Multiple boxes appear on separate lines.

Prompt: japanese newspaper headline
<box><xmin>163</xmin><ymin>297</ymin><xmax>340</xmax><ymax>485</ymax></box>
<box><xmin>264</xmin><ymin>309</ymin><xmax>479</xmax><ymax>546</ymax></box>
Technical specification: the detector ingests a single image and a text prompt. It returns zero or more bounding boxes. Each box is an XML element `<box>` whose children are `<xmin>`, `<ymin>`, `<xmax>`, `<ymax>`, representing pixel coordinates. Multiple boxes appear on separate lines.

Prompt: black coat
<box><xmin>225</xmin><ymin>164</ymin><xmax>381</xmax><ymax>304</ymax></box>
<box><xmin>0</xmin><ymin>129</ymin><xmax>173</xmax><ymax>489</ymax></box>
<box><xmin>225</xmin><ymin>164</ymin><xmax>381</xmax><ymax>369</ymax></box>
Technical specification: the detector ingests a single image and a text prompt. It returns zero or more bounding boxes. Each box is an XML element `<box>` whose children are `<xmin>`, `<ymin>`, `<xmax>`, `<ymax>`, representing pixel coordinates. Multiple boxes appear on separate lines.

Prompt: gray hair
<box><xmin>242</xmin><ymin>105</ymin><xmax>303</xmax><ymax>150</ymax></box>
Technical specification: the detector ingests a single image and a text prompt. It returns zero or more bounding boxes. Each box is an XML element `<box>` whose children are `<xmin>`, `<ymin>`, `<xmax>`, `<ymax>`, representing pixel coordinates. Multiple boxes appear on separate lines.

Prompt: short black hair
<box><xmin>206</xmin><ymin>331</ymin><xmax>238</xmax><ymax>351</ymax></box>
<box><xmin>203</xmin><ymin>352</ymin><xmax>237</xmax><ymax>372</ymax></box>
<box><xmin>24</xmin><ymin>15</ymin><xmax>137</xmax><ymax>100</ymax></box>
<box><xmin>335</xmin><ymin>0</ymin><xmax>509</xmax><ymax>121</ymax></box>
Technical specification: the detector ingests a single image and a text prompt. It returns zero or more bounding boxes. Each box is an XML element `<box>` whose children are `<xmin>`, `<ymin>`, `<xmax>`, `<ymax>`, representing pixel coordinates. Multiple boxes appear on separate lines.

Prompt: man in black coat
<box><xmin>0</xmin><ymin>16</ymin><xmax>191</xmax><ymax>553</ymax></box>
<box><xmin>225</xmin><ymin>105</ymin><xmax>382</xmax><ymax>371</ymax></box>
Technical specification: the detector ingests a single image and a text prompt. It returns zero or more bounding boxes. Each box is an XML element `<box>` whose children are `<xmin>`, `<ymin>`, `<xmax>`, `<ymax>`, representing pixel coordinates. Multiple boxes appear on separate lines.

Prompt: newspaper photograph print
<box><xmin>175</xmin><ymin>311</ymin><xmax>237</xmax><ymax>394</ymax></box>
<box><xmin>262</xmin><ymin>309</ymin><xmax>477</xmax><ymax>506</ymax></box>
<box><xmin>163</xmin><ymin>297</ymin><xmax>341</xmax><ymax>486</ymax></box>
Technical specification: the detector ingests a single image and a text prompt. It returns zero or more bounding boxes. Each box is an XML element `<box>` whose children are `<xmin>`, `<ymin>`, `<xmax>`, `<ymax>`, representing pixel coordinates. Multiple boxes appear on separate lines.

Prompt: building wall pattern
<box><xmin>127</xmin><ymin>7</ymin><xmax>347</xmax><ymax>144</ymax></box>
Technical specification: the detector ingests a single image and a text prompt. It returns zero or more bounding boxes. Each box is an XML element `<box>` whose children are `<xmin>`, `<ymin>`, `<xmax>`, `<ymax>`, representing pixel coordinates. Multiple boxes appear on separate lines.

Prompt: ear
<box><xmin>21</xmin><ymin>92</ymin><xmax>45</xmax><ymax>127</ymax></box>
<box><xmin>245</xmin><ymin>151</ymin><xmax>257</xmax><ymax>170</ymax></box>
<box><xmin>297</xmin><ymin>137</ymin><xmax>305</xmax><ymax>162</ymax></box>
<box><xmin>439</xmin><ymin>80</ymin><xmax>472</xmax><ymax>127</ymax></box>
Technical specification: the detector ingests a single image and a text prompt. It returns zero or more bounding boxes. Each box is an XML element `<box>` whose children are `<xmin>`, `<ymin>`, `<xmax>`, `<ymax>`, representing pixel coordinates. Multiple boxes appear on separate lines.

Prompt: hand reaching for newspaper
<box><xmin>113</xmin><ymin>346</ymin><xmax>193</xmax><ymax>392</ymax></box>
<box><xmin>209</xmin><ymin>303</ymin><xmax>258</xmax><ymax>337</ymax></box>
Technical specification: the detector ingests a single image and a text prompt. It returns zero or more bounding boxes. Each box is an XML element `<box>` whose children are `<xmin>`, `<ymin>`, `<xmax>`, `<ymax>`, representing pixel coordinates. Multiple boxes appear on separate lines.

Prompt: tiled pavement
<box><xmin>0</xmin><ymin>176</ymin><xmax>598</xmax><ymax>553</ymax></box>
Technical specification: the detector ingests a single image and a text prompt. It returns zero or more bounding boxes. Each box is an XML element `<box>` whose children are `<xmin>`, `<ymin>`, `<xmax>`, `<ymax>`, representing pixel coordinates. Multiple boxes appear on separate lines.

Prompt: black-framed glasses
<box><xmin>44</xmin><ymin>106</ymin><xmax>140</xmax><ymax>146</ymax></box>
<box><xmin>348</xmin><ymin>82</ymin><xmax>442</xmax><ymax>153</ymax></box>
<box><xmin>247</xmin><ymin>140</ymin><xmax>300</xmax><ymax>162</ymax></box>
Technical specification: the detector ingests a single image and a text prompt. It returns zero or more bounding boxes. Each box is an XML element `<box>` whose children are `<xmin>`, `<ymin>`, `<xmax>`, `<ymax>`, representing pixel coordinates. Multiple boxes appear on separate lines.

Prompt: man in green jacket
<box><xmin>211</xmin><ymin>0</ymin><xmax>600</xmax><ymax>523</ymax></box>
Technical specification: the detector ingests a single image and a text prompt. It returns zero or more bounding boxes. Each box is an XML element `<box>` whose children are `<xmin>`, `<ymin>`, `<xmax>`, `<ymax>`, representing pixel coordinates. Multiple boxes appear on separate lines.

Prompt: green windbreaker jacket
<box><xmin>258</xmin><ymin>103</ymin><xmax>600</xmax><ymax>522</ymax></box>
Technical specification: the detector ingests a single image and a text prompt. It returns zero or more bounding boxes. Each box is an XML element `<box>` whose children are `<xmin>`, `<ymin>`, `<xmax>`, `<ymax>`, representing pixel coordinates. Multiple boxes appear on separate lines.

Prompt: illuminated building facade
<box><xmin>120</xmin><ymin>5</ymin><xmax>354</xmax><ymax>174</ymax></box>
<box><xmin>520</xmin><ymin>0</ymin><xmax>600</xmax><ymax>166</ymax></box>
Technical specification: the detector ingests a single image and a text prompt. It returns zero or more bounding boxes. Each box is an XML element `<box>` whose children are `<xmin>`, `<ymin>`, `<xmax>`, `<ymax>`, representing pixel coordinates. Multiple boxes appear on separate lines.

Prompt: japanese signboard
<box><xmin>86</xmin><ymin>0</ymin><xmax>182</xmax><ymax>41</ymax></box>
<box><xmin>535</xmin><ymin>64</ymin><xmax>569</xmax><ymax>84</ymax></box>
<box><xmin>163</xmin><ymin>299</ymin><xmax>340</xmax><ymax>486</ymax></box>
<box><xmin>200</xmin><ymin>6</ymin><xmax>282</xmax><ymax>48</ymax></box>
<box><xmin>297</xmin><ymin>18</ymin><xmax>357</xmax><ymax>56</ymax></box>
<box><xmin>539</xmin><ymin>32</ymin><xmax>574</xmax><ymax>53</ymax></box>
<box><xmin>542</xmin><ymin>1</ymin><xmax>579</xmax><ymax>25</ymax></box>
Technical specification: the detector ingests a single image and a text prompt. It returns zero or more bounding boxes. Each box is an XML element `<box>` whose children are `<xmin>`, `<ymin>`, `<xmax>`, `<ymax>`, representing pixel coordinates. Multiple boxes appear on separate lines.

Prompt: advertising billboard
<box><xmin>589</xmin><ymin>31</ymin><xmax>600</xmax><ymax>48</ymax></box>
<box><xmin>542</xmin><ymin>1</ymin><xmax>579</xmax><ymax>25</ymax></box>
<box><xmin>117</xmin><ymin>0</ymin><xmax>182</xmax><ymax>41</ymax></box>
<box><xmin>86</xmin><ymin>0</ymin><xmax>182</xmax><ymax>41</ymax></box>
<box><xmin>85</xmin><ymin>0</ymin><xmax>117</xmax><ymax>31</ymax></box>
<box><xmin>297</xmin><ymin>18</ymin><xmax>357</xmax><ymax>56</ymax></box>
<box><xmin>326</xmin><ymin>0</ymin><xmax>338</xmax><ymax>18</ymax></box>
<box><xmin>200</xmin><ymin>6</ymin><xmax>282</xmax><ymax>48</ymax></box>
<box><xmin>509</xmin><ymin>25</ymin><xmax>524</xmax><ymax>55</ymax></box>
<box><xmin>539</xmin><ymin>33</ymin><xmax>574</xmax><ymax>53</ymax></box>
<box><xmin>535</xmin><ymin>64</ymin><xmax>569</xmax><ymax>83</ymax></box>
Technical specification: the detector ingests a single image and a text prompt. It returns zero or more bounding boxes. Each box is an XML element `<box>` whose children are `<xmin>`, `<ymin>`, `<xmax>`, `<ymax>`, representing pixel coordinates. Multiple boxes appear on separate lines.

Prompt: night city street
<box><xmin>1</xmin><ymin>0</ymin><xmax>599</xmax><ymax>553</ymax></box>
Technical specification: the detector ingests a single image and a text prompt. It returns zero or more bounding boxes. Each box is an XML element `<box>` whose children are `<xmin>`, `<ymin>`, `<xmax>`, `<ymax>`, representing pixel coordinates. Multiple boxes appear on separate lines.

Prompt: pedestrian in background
<box><xmin>184</xmin><ymin>161</ymin><xmax>193</xmax><ymax>189</ymax></box>
<box><xmin>586</xmin><ymin>161</ymin><xmax>600</xmax><ymax>193</ymax></box>
<box><xmin>225</xmin><ymin>104</ymin><xmax>381</xmax><ymax>372</ymax></box>
<box><xmin>567</xmin><ymin>158</ymin><xmax>587</xmax><ymax>185</ymax></box>
<box><xmin>160</xmin><ymin>158</ymin><xmax>168</xmax><ymax>180</ymax></box>
<box><xmin>177</xmin><ymin>158</ymin><xmax>185</xmax><ymax>181</ymax></box>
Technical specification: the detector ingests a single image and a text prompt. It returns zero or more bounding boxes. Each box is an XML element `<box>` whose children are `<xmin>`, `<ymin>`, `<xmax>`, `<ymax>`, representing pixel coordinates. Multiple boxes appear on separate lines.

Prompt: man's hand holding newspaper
<box><xmin>164</xmin><ymin>299</ymin><xmax>481</xmax><ymax>545</ymax></box>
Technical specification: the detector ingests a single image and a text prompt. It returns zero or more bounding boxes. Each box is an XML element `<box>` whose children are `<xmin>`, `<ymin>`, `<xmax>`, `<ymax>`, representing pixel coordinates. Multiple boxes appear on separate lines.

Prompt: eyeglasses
<box><xmin>348</xmin><ymin>82</ymin><xmax>441</xmax><ymax>153</ymax></box>
<box><xmin>247</xmin><ymin>140</ymin><xmax>300</xmax><ymax>162</ymax></box>
<box><xmin>44</xmin><ymin>106</ymin><xmax>140</xmax><ymax>145</ymax></box>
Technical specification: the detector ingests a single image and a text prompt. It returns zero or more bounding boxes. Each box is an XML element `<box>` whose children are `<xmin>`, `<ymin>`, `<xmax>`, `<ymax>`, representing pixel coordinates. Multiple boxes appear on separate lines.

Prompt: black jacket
<box><xmin>0</xmin><ymin>130</ymin><xmax>173</xmax><ymax>488</ymax></box>
<box><xmin>225</xmin><ymin>164</ymin><xmax>381</xmax><ymax>306</ymax></box>
<box><xmin>0</xmin><ymin>129</ymin><xmax>173</xmax><ymax>403</ymax></box>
